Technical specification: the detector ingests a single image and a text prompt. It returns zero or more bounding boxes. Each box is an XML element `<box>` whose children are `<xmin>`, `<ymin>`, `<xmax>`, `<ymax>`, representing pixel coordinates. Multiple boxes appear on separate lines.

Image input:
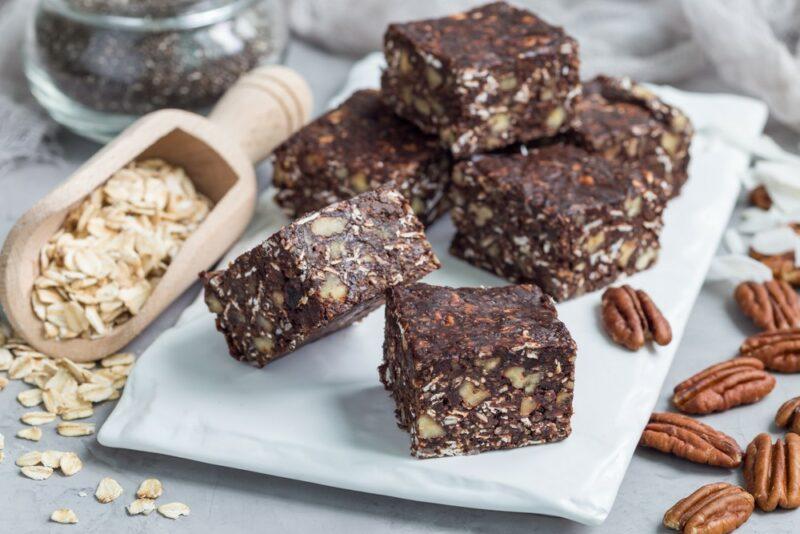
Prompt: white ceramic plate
<box><xmin>99</xmin><ymin>84</ymin><xmax>767</xmax><ymax>525</ymax></box>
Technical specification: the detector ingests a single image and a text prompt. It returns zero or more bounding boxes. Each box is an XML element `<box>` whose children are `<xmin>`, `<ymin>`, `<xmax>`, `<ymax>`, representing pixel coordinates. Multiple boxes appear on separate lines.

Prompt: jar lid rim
<box><xmin>41</xmin><ymin>0</ymin><xmax>265</xmax><ymax>31</ymax></box>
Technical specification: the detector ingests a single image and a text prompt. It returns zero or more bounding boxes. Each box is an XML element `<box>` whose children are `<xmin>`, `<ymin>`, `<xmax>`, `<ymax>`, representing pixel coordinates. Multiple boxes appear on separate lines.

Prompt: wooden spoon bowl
<box><xmin>0</xmin><ymin>66</ymin><xmax>312</xmax><ymax>362</ymax></box>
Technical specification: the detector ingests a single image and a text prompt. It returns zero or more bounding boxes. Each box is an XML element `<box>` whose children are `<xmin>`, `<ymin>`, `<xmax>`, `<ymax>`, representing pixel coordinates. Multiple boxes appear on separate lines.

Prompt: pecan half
<box><xmin>601</xmin><ymin>285</ymin><xmax>672</xmax><ymax>350</ymax></box>
<box><xmin>776</xmin><ymin>396</ymin><xmax>800</xmax><ymax>434</ymax></box>
<box><xmin>743</xmin><ymin>432</ymin><xmax>800</xmax><ymax>511</ymax></box>
<box><xmin>672</xmin><ymin>358</ymin><xmax>776</xmax><ymax>415</ymax></box>
<box><xmin>739</xmin><ymin>328</ymin><xmax>800</xmax><ymax>372</ymax></box>
<box><xmin>663</xmin><ymin>482</ymin><xmax>753</xmax><ymax>534</ymax></box>
<box><xmin>749</xmin><ymin>250</ymin><xmax>800</xmax><ymax>287</ymax></box>
<box><xmin>639</xmin><ymin>412</ymin><xmax>742</xmax><ymax>468</ymax></box>
<box><xmin>748</xmin><ymin>185</ymin><xmax>772</xmax><ymax>210</ymax></box>
<box><xmin>734</xmin><ymin>280</ymin><xmax>800</xmax><ymax>331</ymax></box>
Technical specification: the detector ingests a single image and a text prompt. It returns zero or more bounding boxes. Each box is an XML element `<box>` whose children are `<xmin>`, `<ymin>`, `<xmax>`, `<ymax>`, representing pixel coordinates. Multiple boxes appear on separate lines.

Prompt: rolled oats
<box><xmin>127</xmin><ymin>498</ymin><xmax>156</xmax><ymax>516</ymax></box>
<box><xmin>21</xmin><ymin>465</ymin><xmax>53</xmax><ymax>480</ymax></box>
<box><xmin>136</xmin><ymin>478</ymin><xmax>163</xmax><ymax>499</ymax></box>
<box><xmin>32</xmin><ymin>159</ymin><xmax>212</xmax><ymax>340</ymax></box>
<box><xmin>17</xmin><ymin>388</ymin><xmax>43</xmax><ymax>408</ymax></box>
<box><xmin>41</xmin><ymin>450</ymin><xmax>65</xmax><ymax>468</ymax></box>
<box><xmin>17</xmin><ymin>427</ymin><xmax>43</xmax><ymax>441</ymax></box>
<box><xmin>95</xmin><ymin>477</ymin><xmax>124</xmax><ymax>503</ymax></box>
<box><xmin>16</xmin><ymin>450</ymin><xmax>42</xmax><ymax>467</ymax></box>
<box><xmin>59</xmin><ymin>452</ymin><xmax>82</xmax><ymax>476</ymax></box>
<box><xmin>57</xmin><ymin>422</ymin><xmax>95</xmax><ymax>437</ymax></box>
<box><xmin>157</xmin><ymin>502</ymin><xmax>190</xmax><ymax>519</ymax></box>
<box><xmin>50</xmin><ymin>509</ymin><xmax>78</xmax><ymax>524</ymax></box>
<box><xmin>21</xmin><ymin>411</ymin><xmax>56</xmax><ymax>426</ymax></box>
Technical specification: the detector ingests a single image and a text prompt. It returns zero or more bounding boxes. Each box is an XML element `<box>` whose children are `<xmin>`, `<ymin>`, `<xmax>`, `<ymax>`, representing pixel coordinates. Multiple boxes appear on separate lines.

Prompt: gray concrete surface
<box><xmin>1</xmin><ymin>40</ymin><xmax>797</xmax><ymax>533</ymax></box>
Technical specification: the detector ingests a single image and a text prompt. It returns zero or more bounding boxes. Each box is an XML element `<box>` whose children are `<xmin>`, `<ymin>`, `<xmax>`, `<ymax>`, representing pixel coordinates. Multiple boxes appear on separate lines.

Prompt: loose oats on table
<box><xmin>31</xmin><ymin>159</ymin><xmax>212</xmax><ymax>340</ymax></box>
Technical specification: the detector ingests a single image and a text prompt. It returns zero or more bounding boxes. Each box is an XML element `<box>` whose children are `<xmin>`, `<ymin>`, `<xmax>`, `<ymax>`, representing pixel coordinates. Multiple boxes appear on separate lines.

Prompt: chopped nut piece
<box><xmin>137</xmin><ymin>478</ymin><xmax>163</xmax><ymax>499</ymax></box>
<box><xmin>50</xmin><ymin>509</ymin><xmax>78</xmax><ymax>524</ymax></box>
<box><xmin>416</xmin><ymin>415</ymin><xmax>445</xmax><ymax>439</ymax></box>
<box><xmin>458</xmin><ymin>381</ymin><xmax>490</xmax><ymax>408</ymax></box>
<box><xmin>21</xmin><ymin>465</ymin><xmax>53</xmax><ymax>480</ymax></box>
<box><xmin>17</xmin><ymin>427</ymin><xmax>42</xmax><ymax>442</ymax></box>
<box><xmin>21</xmin><ymin>411</ymin><xmax>56</xmax><ymax>426</ymax></box>
<box><xmin>95</xmin><ymin>477</ymin><xmax>124</xmax><ymax>503</ymax></box>
<box><xmin>57</xmin><ymin>422</ymin><xmax>95</xmax><ymax>437</ymax></box>
<box><xmin>310</xmin><ymin>216</ymin><xmax>347</xmax><ymax>237</ymax></box>
<box><xmin>158</xmin><ymin>502</ymin><xmax>191</xmax><ymax>520</ymax></box>
<box><xmin>127</xmin><ymin>498</ymin><xmax>156</xmax><ymax>516</ymax></box>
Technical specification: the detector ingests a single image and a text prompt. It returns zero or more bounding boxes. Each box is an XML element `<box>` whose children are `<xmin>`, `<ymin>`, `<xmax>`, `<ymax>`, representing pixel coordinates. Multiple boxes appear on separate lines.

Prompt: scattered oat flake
<box><xmin>0</xmin><ymin>347</ymin><xmax>12</xmax><ymax>371</ymax></box>
<box><xmin>8</xmin><ymin>355</ymin><xmax>35</xmax><ymax>379</ymax></box>
<box><xmin>127</xmin><ymin>498</ymin><xmax>156</xmax><ymax>516</ymax></box>
<box><xmin>137</xmin><ymin>478</ymin><xmax>163</xmax><ymax>499</ymax></box>
<box><xmin>17</xmin><ymin>388</ymin><xmax>43</xmax><ymax>407</ymax></box>
<box><xmin>50</xmin><ymin>509</ymin><xmax>78</xmax><ymax>524</ymax></box>
<box><xmin>17</xmin><ymin>427</ymin><xmax>42</xmax><ymax>441</ymax></box>
<box><xmin>0</xmin><ymin>376</ymin><xmax>8</xmax><ymax>390</ymax></box>
<box><xmin>157</xmin><ymin>502</ymin><xmax>190</xmax><ymax>520</ymax></box>
<box><xmin>57</xmin><ymin>422</ymin><xmax>95</xmax><ymax>437</ymax></box>
<box><xmin>96</xmin><ymin>477</ymin><xmax>124</xmax><ymax>503</ymax></box>
<box><xmin>77</xmin><ymin>382</ymin><xmax>114</xmax><ymax>403</ymax></box>
<box><xmin>21</xmin><ymin>465</ymin><xmax>53</xmax><ymax>480</ymax></box>
<box><xmin>61</xmin><ymin>406</ymin><xmax>94</xmax><ymax>420</ymax></box>
<box><xmin>60</xmin><ymin>452</ymin><xmax>82</xmax><ymax>476</ymax></box>
<box><xmin>16</xmin><ymin>450</ymin><xmax>42</xmax><ymax>466</ymax></box>
<box><xmin>101</xmin><ymin>352</ymin><xmax>135</xmax><ymax>367</ymax></box>
<box><xmin>21</xmin><ymin>411</ymin><xmax>56</xmax><ymax>426</ymax></box>
<box><xmin>41</xmin><ymin>450</ymin><xmax>65</xmax><ymax>468</ymax></box>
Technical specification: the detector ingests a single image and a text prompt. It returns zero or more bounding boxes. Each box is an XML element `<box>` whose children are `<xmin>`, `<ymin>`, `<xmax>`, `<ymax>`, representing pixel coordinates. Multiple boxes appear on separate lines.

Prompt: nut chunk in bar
<box><xmin>201</xmin><ymin>188</ymin><xmax>441</xmax><ymax>367</ymax></box>
<box><xmin>569</xmin><ymin>76</ymin><xmax>693</xmax><ymax>199</ymax></box>
<box><xmin>380</xmin><ymin>283</ymin><xmax>577</xmax><ymax>459</ymax></box>
<box><xmin>449</xmin><ymin>144</ymin><xmax>665</xmax><ymax>302</ymax></box>
<box><xmin>381</xmin><ymin>1</ymin><xmax>580</xmax><ymax>157</ymax></box>
<box><xmin>272</xmin><ymin>89</ymin><xmax>452</xmax><ymax>226</ymax></box>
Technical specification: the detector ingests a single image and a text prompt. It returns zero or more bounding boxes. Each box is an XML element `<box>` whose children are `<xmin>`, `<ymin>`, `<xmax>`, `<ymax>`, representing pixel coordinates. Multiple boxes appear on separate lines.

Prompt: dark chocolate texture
<box><xmin>380</xmin><ymin>283</ymin><xmax>577</xmax><ymax>458</ymax></box>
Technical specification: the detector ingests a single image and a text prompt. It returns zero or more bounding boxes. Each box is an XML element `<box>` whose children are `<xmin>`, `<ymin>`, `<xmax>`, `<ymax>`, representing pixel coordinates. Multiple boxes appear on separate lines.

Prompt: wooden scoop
<box><xmin>0</xmin><ymin>65</ymin><xmax>312</xmax><ymax>362</ymax></box>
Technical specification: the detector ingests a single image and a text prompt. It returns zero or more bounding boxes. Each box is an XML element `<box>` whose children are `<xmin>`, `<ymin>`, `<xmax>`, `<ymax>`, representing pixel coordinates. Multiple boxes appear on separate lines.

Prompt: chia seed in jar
<box><xmin>26</xmin><ymin>0</ymin><xmax>287</xmax><ymax>138</ymax></box>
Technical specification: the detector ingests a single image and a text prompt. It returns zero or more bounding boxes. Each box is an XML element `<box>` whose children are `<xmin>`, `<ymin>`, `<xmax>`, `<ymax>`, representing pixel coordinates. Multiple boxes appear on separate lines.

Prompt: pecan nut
<box><xmin>734</xmin><ymin>279</ymin><xmax>800</xmax><ymax>331</ymax></box>
<box><xmin>663</xmin><ymin>482</ymin><xmax>753</xmax><ymax>534</ymax></box>
<box><xmin>739</xmin><ymin>328</ymin><xmax>800</xmax><ymax>372</ymax></box>
<box><xmin>749</xmin><ymin>250</ymin><xmax>800</xmax><ymax>287</ymax></box>
<box><xmin>743</xmin><ymin>432</ymin><xmax>800</xmax><ymax>511</ymax></box>
<box><xmin>639</xmin><ymin>412</ymin><xmax>742</xmax><ymax>468</ymax></box>
<box><xmin>748</xmin><ymin>185</ymin><xmax>772</xmax><ymax>210</ymax></box>
<box><xmin>775</xmin><ymin>396</ymin><xmax>800</xmax><ymax>434</ymax></box>
<box><xmin>601</xmin><ymin>285</ymin><xmax>672</xmax><ymax>350</ymax></box>
<box><xmin>672</xmin><ymin>357</ymin><xmax>776</xmax><ymax>415</ymax></box>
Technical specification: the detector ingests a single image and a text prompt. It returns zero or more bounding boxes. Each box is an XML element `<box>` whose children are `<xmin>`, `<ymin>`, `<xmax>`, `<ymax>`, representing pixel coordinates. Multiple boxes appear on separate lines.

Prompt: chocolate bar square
<box><xmin>449</xmin><ymin>144</ymin><xmax>665</xmax><ymax>301</ymax></box>
<box><xmin>272</xmin><ymin>89</ymin><xmax>452</xmax><ymax>226</ymax></box>
<box><xmin>202</xmin><ymin>187</ymin><xmax>440</xmax><ymax>367</ymax></box>
<box><xmin>569</xmin><ymin>76</ymin><xmax>693</xmax><ymax>199</ymax></box>
<box><xmin>380</xmin><ymin>283</ymin><xmax>577</xmax><ymax>459</ymax></box>
<box><xmin>381</xmin><ymin>1</ymin><xmax>580</xmax><ymax>157</ymax></box>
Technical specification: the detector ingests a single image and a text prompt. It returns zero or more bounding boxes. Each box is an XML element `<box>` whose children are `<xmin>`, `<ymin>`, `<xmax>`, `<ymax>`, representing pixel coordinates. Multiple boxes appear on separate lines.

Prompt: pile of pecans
<box><xmin>636</xmin><ymin>278</ymin><xmax>800</xmax><ymax>533</ymax></box>
<box><xmin>32</xmin><ymin>159</ymin><xmax>212</xmax><ymax>340</ymax></box>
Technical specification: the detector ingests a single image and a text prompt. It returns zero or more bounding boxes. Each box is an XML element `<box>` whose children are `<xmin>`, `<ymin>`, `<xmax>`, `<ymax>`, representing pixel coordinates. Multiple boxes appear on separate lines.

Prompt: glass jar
<box><xmin>25</xmin><ymin>0</ymin><xmax>288</xmax><ymax>142</ymax></box>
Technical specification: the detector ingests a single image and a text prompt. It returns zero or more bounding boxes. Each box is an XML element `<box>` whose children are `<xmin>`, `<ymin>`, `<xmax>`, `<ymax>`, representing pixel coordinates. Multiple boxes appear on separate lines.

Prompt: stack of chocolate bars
<box><xmin>203</xmin><ymin>1</ymin><xmax>693</xmax><ymax>459</ymax></box>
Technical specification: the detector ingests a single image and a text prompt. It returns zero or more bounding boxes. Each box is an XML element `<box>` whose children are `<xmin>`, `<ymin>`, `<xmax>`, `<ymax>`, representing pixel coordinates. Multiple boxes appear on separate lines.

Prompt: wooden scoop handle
<box><xmin>208</xmin><ymin>65</ymin><xmax>313</xmax><ymax>164</ymax></box>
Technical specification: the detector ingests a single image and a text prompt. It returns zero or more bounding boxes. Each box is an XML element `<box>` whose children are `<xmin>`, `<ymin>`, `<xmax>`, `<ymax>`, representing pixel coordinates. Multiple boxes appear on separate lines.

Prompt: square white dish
<box><xmin>99</xmin><ymin>84</ymin><xmax>767</xmax><ymax>525</ymax></box>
